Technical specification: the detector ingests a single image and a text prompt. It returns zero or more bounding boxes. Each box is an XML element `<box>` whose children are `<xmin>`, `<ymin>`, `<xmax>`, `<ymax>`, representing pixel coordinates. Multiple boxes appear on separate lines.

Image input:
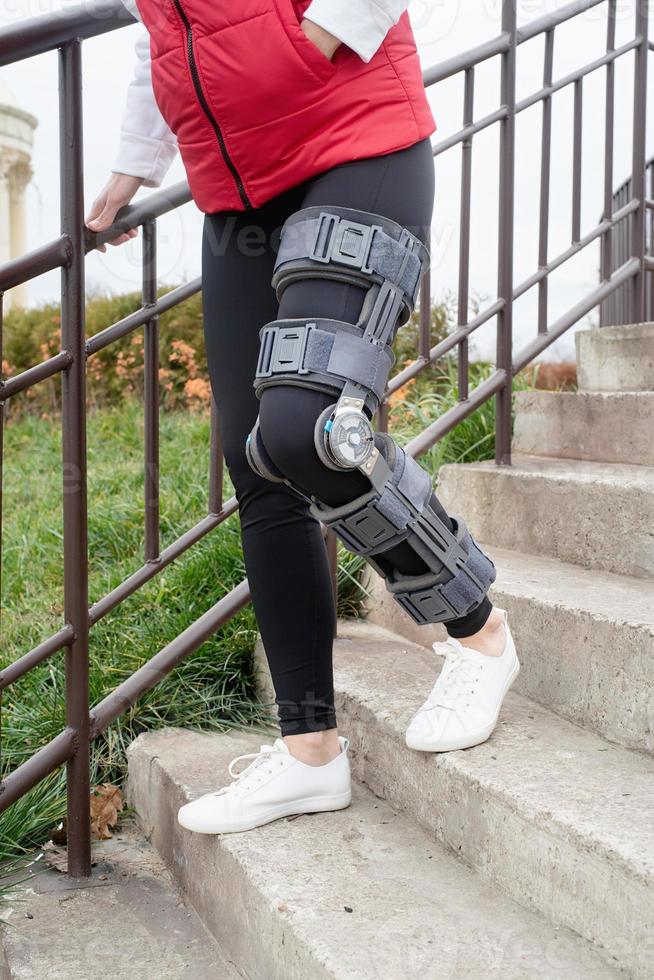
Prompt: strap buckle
<box><xmin>256</xmin><ymin>323</ymin><xmax>314</xmax><ymax>379</ymax></box>
<box><xmin>310</xmin><ymin>212</ymin><xmax>380</xmax><ymax>275</ymax></box>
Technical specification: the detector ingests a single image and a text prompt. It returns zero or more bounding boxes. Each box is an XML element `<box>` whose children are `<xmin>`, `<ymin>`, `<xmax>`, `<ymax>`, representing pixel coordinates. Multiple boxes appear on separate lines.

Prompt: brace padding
<box><xmin>309</xmin><ymin>436</ymin><xmax>496</xmax><ymax>625</ymax></box>
<box><xmin>383</xmin><ymin>520</ymin><xmax>496</xmax><ymax>624</ymax></box>
<box><xmin>245</xmin><ymin>419</ymin><xmax>286</xmax><ymax>484</ymax></box>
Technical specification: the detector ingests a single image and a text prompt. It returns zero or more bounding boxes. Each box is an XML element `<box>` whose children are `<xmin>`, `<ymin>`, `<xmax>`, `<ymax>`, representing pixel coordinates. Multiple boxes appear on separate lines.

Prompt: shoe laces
<box><xmin>425</xmin><ymin>639</ymin><xmax>483</xmax><ymax>710</ymax></box>
<box><xmin>212</xmin><ymin>742</ymin><xmax>288</xmax><ymax>796</ymax></box>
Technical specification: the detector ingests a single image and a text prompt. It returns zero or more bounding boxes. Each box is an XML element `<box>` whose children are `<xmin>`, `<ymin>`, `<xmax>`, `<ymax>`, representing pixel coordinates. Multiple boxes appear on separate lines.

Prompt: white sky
<box><xmin>1</xmin><ymin>0</ymin><xmax>652</xmax><ymax>361</ymax></box>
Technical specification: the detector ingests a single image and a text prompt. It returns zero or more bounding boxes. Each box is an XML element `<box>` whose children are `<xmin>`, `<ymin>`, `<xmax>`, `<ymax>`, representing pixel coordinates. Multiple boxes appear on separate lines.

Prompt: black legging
<box><xmin>202</xmin><ymin>137</ymin><xmax>492</xmax><ymax>736</ymax></box>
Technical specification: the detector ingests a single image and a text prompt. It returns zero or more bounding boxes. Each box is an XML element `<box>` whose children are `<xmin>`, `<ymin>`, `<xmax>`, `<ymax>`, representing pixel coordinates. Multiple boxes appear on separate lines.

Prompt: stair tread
<box><xmin>484</xmin><ymin>543</ymin><xmax>654</xmax><ymax>629</ymax></box>
<box><xmin>0</xmin><ymin>816</ymin><xmax>239</xmax><ymax>980</ymax></box>
<box><xmin>512</xmin><ymin>390</ymin><xmax>654</xmax><ymax>465</ymax></box>
<box><xmin>444</xmin><ymin>453</ymin><xmax>654</xmax><ymax>485</ymax></box>
<box><xmin>436</xmin><ymin>454</ymin><xmax>654</xmax><ymax>578</ymax></box>
<box><xmin>131</xmin><ymin>727</ymin><xmax>620</xmax><ymax>979</ymax></box>
<box><xmin>517</xmin><ymin>390</ymin><xmax>654</xmax><ymax>402</ymax></box>
<box><xmin>332</xmin><ymin>620</ymin><xmax>654</xmax><ymax>884</ymax></box>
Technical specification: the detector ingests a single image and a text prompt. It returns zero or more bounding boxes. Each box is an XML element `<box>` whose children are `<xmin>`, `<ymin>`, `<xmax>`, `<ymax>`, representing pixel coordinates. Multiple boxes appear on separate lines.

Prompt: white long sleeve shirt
<box><xmin>113</xmin><ymin>0</ymin><xmax>410</xmax><ymax>186</ymax></box>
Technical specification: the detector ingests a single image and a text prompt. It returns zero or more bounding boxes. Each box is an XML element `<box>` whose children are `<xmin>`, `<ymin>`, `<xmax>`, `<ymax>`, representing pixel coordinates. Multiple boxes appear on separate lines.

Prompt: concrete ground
<box><xmin>0</xmin><ymin>817</ymin><xmax>240</xmax><ymax>980</ymax></box>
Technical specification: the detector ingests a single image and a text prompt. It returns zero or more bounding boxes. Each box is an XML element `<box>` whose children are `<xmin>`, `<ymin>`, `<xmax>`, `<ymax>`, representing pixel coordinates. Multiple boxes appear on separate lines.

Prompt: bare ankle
<box><xmin>283</xmin><ymin>729</ymin><xmax>341</xmax><ymax>765</ymax></box>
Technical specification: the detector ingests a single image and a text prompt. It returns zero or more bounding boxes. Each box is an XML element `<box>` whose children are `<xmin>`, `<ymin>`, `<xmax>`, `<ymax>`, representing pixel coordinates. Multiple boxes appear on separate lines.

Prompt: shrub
<box><xmin>2</xmin><ymin>288</ymin><xmax>210</xmax><ymax>419</ymax></box>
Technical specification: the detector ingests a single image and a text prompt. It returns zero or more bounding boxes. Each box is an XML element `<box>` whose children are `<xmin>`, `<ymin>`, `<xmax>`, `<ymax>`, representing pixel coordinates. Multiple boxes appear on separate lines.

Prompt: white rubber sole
<box><xmin>177</xmin><ymin>788</ymin><xmax>352</xmax><ymax>835</ymax></box>
<box><xmin>405</xmin><ymin>657</ymin><xmax>521</xmax><ymax>753</ymax></box>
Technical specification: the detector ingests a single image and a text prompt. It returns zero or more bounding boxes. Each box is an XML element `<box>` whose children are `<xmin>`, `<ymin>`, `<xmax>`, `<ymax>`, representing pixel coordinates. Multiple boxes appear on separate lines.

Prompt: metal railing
<box><xmin>0</xmin><ymin>0</ymin><xmax>650</xmax><ymax>877</ymax></box>
<box><xmin>601</xmin><ymin>156</ymin><xmax>654</xmax><ymax>324</ymax></box>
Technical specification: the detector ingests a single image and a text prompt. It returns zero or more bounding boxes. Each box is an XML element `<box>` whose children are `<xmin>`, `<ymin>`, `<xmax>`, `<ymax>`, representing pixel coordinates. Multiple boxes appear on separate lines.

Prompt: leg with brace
<box><xmin>245</xmin><ymin>205</ymin><xmax>496</xmax><ymax>626</ymax></box>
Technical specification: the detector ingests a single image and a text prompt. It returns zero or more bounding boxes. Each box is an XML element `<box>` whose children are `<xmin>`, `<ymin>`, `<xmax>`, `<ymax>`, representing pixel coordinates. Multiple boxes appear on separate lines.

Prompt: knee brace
<box><xmin>246</xmin><ymin>206</ymin><xmax>428</xmax><ymax>474</ymax></box>
<box><xmin>244</xmin><ymin>205</ymin><xmax>495</xmax><ymax>625</ymax></box>
<box><xmin>310</xmin><ymin>431</ymin><xmax>496</xmax><ymax>624</ymax></box>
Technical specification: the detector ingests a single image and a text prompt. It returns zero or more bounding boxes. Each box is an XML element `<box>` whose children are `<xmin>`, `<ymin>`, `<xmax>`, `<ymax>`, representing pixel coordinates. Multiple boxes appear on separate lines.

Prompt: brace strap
<box><xmin>253</xmin><ymin>319</ymin><xmax>395</xmax><ymax>406</ymax></box>
<box><xmin>272</xmin><ymin>207</ymin><xmax>428</xmax><ymax>316</ymax></box>
<box><xmin>309</xmin><ymin>441</ymin><xmax>434</xmax><ymax>557</ymax></box>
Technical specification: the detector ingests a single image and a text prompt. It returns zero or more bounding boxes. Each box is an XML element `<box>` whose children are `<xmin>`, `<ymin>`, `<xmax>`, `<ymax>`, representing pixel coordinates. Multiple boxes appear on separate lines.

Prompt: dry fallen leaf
<box><xmin>42</xmin><ymin>840</ymin><xmax>98</xmax><ymax>874</ymax></box>
<box><xmin>90</xmin><ymin>784</ymin><xmax>124</xmax><ymax>841</ymax></box>
<box><xmin>42</xmin><ymin>840</ymin><xmax>71</xmax><ymax>873</ymax></box>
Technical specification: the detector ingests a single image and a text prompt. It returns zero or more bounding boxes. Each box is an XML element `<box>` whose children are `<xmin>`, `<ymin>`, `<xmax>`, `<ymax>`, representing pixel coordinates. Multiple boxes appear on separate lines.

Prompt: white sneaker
<box><xmin>177</xmin><ymin>735</ymin><xmax>351</xmax><ymax>834</ymax></box>
<box><xmin>405</xmin><ymin>609</ymin><xmax>520</xmax><ymax>752</ymax></box>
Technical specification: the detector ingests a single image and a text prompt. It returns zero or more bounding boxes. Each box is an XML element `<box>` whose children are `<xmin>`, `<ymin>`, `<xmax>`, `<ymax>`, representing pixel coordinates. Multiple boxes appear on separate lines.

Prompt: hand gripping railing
<box><xmin>0</xmin><ymin>0</ymin><xmax>650</xmax><ymax>877</ymax></box>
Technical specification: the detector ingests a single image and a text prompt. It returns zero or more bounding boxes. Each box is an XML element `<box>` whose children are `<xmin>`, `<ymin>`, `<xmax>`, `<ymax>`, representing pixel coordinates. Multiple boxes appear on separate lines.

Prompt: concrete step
<box><xmin>512</xmin><ymin>389</ymin><xmax>654</xmax><ymax>465</ymax></box>
<box><xmin>0</xmin><ymin>816</ymin><xmax>240</xmax><ymax>980</ymax></box>
<box><xmin>128</xmin><ymin>727</ymin><xmax>621</xmax><ymax>980</ymax></box>
<box><xmin>254</xmin><ymin>621</ymin><xmax>654</xmax><ymax>977</ymax></box>
<box><xmin>362</xmin><ymin>545</ymin><xmax>654</xmax><ymax>754</ymax></box>
<box><xmin>435</xmin><ymin>454</ymin><xmax>654</xmax><ymax>578</ymax></box>
<box><xmin>575</xmin><ymin>322</ymin><xmax>654</xmax><ymax>392</ymax></box>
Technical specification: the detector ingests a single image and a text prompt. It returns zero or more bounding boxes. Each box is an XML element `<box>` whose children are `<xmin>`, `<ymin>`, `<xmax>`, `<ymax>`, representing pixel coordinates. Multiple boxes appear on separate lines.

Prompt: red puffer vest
<box><xmin>134</xmin><ymin>0</ymin><xmax>436</xmax><ymax>212</ymax></box>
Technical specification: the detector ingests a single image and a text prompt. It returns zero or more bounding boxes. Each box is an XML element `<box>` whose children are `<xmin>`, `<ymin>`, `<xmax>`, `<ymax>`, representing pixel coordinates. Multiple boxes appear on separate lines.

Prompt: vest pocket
<box><xmin>193</xmin><ymin>2</ymin><xmax>339</xmax><ymax>144</ymax></box>
<box><xmin>273</xmin><ymin>0</ymin><xmax>338</xmax><ymax>84</ymax></box>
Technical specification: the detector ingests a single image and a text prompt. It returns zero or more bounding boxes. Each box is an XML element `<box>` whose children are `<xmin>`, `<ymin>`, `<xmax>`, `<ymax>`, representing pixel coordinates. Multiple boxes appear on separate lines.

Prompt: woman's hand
<box><xmin>300</xmin><ymin>19</ymin><xmax>341</xmax><ymax>60</ymax></box>
<box><xmin>85</xmin><ymin>173</ymin><xmax>144</xmax><ymax>252</ymax></box>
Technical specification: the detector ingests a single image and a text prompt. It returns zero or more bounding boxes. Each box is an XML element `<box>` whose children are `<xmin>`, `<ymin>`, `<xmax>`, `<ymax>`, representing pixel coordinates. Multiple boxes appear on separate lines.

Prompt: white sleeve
<box><xmin>112</xmin><ymin>22</ymin><xmax>178</xmax><ymax>187</ymax></box>
<box><xmin>303</xmin><ymin>0</ymin><xmax>408</xmax><ymax>63</ymax></box>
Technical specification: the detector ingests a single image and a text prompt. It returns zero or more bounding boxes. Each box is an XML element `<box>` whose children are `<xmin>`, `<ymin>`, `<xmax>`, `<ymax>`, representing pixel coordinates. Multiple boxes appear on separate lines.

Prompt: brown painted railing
<box><xmin>601</xmin><ymin>156</ymin><xmax>654</xmax><ymax>325</ymax></box>
<box><xmin>0</xmin><ymin>0</ymin><xmax>650</xmax><ymax>877</ymax></box>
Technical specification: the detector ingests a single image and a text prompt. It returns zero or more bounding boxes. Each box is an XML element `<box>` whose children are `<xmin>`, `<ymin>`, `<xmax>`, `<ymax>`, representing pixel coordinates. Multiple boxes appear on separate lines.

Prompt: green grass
<box><xmin>0</xmin><ymin>399</ymin><xmax>367</xmax><ymax>860</ymax></box>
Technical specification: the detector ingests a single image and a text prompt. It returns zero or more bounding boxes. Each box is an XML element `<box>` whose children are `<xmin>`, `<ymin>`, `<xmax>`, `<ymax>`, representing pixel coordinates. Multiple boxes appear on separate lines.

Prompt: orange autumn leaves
<box><xmin>45</xmin><ymin>784</ymin><xmax>124</xmax><ymax>871</ymax></box>
<box><xmin>90</xmin><ymin>783</ymin><xmax>125</xmax><ymax>841</ymax></box>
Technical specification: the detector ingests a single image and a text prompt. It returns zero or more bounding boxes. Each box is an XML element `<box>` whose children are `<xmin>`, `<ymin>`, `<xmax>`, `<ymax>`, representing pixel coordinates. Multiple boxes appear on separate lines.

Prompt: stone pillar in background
<box><xmin>0</xmin><ymin>81</ymin><xmax>37</xmax><ymax>311</ymax></box>
<box><xmin>0</xmin><ymin>157</ymin><xmax>10</xmax><ymax>271</ymax></box>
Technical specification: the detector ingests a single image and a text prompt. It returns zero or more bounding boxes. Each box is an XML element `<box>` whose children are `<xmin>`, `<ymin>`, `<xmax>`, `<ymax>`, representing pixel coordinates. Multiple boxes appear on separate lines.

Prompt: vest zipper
<box><xmin>172</xmin><ymin>0</ymin><xmax>252</xmax><ymax>209</ymax></box>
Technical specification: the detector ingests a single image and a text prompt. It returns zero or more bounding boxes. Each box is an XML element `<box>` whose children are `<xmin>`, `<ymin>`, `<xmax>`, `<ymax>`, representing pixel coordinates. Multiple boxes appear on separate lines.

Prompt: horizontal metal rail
<box><xmin>423</xmin><ymin>33</ymin><xmax>510</xmax><ymax>86</ymax></box>
<box><xmin>88</xmin><ymin>498</ymin><xmax>238</xmax><ymax>625</ymax></box>
<box><xmin>0</xmin><ymin>350</ymin><xmax>73</xmax><ymax>400</ymax></box>
<box><xmin>86</xmin><ymin>278</ymin><xmax>201</xmax><ymax>355</ymax></box>
<box><xmin>513</xmin><ymin>198</ymin><xmax>640</xmax><ymax>300</ymax></box>
<box><xmin>515</xmin><ymin>37</ymin><xmax>641</xmax><ymax>113</ymax></box>
<box><xmin>0</xmin><ymin>237</ymin><xmax>72</xmax><ymax>292</ymax></box>
<box><xmin>0</xmin><ymin>624</ymin><xmax>75</xmax><ymax>690</ymax></box>
<box><xmin>517</xmin><ymin>0</ymin><xmax>606</xmax><ymax>41</ymax></box>
<box><xmin>0</xmin><ymin>2</ymin><xmax>134</xmax><ymax>66</ymax></box>
<box><xmin>89</xmin><ymin>578</ymin><xmax>252</xmax><ymax>737</ymax></box>
<box><xmin>0</xmin><ymin>728</ymin><xmax>77</xmax><ymax>811</ymax></box>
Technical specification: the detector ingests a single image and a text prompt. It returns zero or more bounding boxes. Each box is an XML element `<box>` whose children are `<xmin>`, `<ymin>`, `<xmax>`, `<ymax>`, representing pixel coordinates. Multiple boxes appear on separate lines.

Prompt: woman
<box><xmin>87</xmin><ymin>0</ymin><xmax>520</xmax><ymax>836</ymax></box>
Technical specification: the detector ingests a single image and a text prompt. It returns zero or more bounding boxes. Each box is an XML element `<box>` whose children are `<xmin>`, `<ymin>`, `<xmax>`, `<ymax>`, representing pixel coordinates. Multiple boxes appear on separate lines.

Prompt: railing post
<box><xmin>59</xmin><ymin>39</ymin><xmax>91</xmax><ymax>878</ymax></box>
<box><xmin>209</xmin><ymin>396</ymin><xmax>224</xmax><ymax>515</ymax></box>
<box><xmin>419</xmin><ymin>265</ymin><xmax>431</xmax><ymax>360</ymax></box>
<box><xmin>495</xmin><ymin>0</ymin><xmax>517</xmax><ymax>466</ymax></box>
<box><xmin>648</xmin><ymin>161</ymin><xmax>654</xmax><ymax>321</ymax></box>
<box><xmin>537</xmin><ymin>30</ymin><xmax>554</xmax><ymax>334</ymax></box>
<box><xmin>457</xmin><ymin>67</ymin><xmax>474</xmax><ymax>400</ymax></box>
<box><xmin>326</xmin><ymin>531</ymin><xmax>338</xmax><ymax>638</ymax></box>
<box><xmin>0</xmin><ymin>292</ymin><xmax>4</xmax><ymax>638</ymax></box>
<box><xmin>143</xmin><ymin>218</ymin><xmax>160</xmax><ymax>561</ymax></box>
<box><xmin>600</xmin><ymin>0</ymin><xmax>616</xmax><ymax>327</ymax></box>
<box><xmin>630</xmin><ymin>0</ymin><xmax>649</xmax><ymax>323</ymax></box>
